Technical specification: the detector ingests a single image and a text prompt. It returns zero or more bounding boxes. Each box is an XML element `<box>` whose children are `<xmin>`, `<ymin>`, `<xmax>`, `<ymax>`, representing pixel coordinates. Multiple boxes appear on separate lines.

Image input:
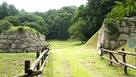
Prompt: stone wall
<box><xmin>97</xmin><ymin>16</ymin><xmax>136</xmax><ymax>49</ymax></box>
<box><xmin>0</xmin><ymin>30</ymin><xmax>46</xmax><ymax>52</ymax></box>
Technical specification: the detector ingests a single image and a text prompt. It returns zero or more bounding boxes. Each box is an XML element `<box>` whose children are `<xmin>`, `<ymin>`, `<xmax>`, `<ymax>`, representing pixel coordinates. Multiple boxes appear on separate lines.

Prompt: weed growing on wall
<box><xmin>105</xmin><ymin>19</ymin><xmax>120</xmax><ymax>40</ymax></box>
<box><xmin>9</xmin><ymin>26</ymin><xmax>40</xmax><ymax>34</ymax></box>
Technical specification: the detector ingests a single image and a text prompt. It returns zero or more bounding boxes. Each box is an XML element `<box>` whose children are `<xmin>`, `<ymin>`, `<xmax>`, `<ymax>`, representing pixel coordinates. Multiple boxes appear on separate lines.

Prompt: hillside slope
<box><xmin>85</xmin><ymin>31</ymin><xmax>98</xmax><ymax>48</ymax></box>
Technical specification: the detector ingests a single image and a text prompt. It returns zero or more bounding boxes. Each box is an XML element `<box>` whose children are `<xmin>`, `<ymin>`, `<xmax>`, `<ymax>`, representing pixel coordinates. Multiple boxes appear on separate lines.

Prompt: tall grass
<box><xmin>0</xmin><ymin>53</ymin><xmax>36</xmax><ymax>77</ymax></box>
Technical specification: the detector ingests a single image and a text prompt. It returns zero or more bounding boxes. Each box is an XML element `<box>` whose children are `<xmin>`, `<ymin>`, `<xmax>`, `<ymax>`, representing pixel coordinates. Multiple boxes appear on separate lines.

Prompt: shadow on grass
<box><xmin>73</xmin><ymin>43</ymin><xmax>83</xmax><ymax>46</ymax></box>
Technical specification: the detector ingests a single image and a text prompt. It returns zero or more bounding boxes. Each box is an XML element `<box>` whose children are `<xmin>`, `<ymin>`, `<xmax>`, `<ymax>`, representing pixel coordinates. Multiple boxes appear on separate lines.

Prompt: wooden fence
<box><xmin>14</xmin><ymin>44</ymin><xmax>50</xmax><ymax>77</ymax></box>
<box><xmin>99</xmin><ymin>47</ymin><xmax>136</xmax><ymax>74</ymax></box>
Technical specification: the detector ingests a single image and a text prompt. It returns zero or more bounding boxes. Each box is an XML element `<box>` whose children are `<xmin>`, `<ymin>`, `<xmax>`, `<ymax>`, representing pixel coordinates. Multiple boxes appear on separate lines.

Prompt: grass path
<box><xmin>42</xmin><ymin>40</ymin><xmax>136</xmax><ymax>77</ymax></box>
<box><xmin>0</xmin><ymin>39</ymin><xmax>135</xmax><ymax>76</ymax></box>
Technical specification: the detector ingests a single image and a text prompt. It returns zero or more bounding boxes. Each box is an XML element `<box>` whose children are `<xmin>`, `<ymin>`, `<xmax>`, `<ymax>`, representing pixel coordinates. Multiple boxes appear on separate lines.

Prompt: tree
<box><xmin>41</xmin><ymin>6</ymin><xmax>77</xmax><ymax>39</ymax></box>
<box><xmin>68</xmin><ymin>19</ymin><xmax>87</xmax><ymax>43</ymax></box>
<box><xmin>8</xmin><ymin>4</ymin><xmax>18</xmax><ymax>16</ymax></box>
<box><xmin>0</xmin><ymin>2</ymin><xmax>18</xmax><ymax>19</ymax></box>
<box><xmin>0</xmin><ymin>20</ymin><xmax>13</xmax><ymax>31</ymax></box>
<box><xmin>4</xmin><ymin>16</ymin><xmax>20</xmax><ymax>26</ymax></box>
<box><xmin>22</xmin><ymin>21</ymin><xmax>43</xmax><ymax>33</ymax></box>
<box><xmin>69</xmin><ymin>0</ymin><xmax>124</xmax><ymax>43</ymax></box>
<box><xmin>107</xmin><ymin>0</ymin><xmax>135</xmax><ymax>18</ymax></box>
<box><xmin>0</xmin><ymin>2</ymin><xmax>9</xmax><ymax>19</ymax></box>
<box><xmin>17</xmin><ymin>12</ymin><xmax>49</xmax><ymax>36</ymax></box>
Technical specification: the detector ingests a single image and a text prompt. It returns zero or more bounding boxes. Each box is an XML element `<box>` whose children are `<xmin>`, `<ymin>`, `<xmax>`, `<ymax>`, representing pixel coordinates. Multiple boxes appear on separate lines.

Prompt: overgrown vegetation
<box><xmin>9</xmin><ymin>26</ymin><xmax>40</xmax><ymax>34</ymax></box>
<box><xmin>105</xmin><ymin>19</ymin><xmax>120</xmax><ymax>39</ymax></box>
<box><xmin>107</xmin><ymin>0</ymin><xmax>136</xmax><ymax>19</ymax></box>
<box><xmin>0</xmin><ymin>20</ymin><xmax>13</xmax><ymax>31</ymax></box>
<box><xmin>105</xmin><ymin>0</ymin><xmax>136</xmax><ymax>40</ymax></box>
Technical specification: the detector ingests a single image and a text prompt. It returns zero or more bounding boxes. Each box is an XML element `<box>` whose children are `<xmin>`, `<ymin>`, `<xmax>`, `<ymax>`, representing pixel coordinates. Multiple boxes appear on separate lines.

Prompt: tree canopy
<box><xmin>0</xmin><ymin>1</ymin><xmax>132</xmax><ymax>42</ymax></box>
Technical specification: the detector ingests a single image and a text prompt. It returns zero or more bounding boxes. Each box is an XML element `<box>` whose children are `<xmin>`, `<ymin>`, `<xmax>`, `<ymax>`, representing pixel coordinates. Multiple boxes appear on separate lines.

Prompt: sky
<box><xmin>0</xmin><ymin>0</ymin><xmax>88</xmax><ymax>12</ymax></box>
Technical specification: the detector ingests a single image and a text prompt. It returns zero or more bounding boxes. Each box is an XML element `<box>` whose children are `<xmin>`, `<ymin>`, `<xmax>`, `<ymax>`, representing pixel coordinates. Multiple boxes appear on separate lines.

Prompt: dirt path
<box><xmin>43</xmin><ymin>40</ymin><xmax>135</xmax><ymax>77</ymax></box>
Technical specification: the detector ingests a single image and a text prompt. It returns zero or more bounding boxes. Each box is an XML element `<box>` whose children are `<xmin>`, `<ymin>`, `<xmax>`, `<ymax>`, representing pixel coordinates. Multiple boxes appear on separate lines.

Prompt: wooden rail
<box><xmin>14</xmin><ymin>44</ymin><xmax>50</xmax><ymax>77</ymax></box>
<box><xmin>100</xmin><ymin>48</ymin><xmax>136</xmax><ymax>74</ymax></box>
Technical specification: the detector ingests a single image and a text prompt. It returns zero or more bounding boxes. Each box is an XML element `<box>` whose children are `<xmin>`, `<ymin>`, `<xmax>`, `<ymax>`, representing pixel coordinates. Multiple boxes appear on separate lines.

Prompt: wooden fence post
<box><xmin>122</xmin><ymin>48</ymin><xmax>127</xmax><ymax>74</ymax></box>
<box><xmin>25</xmin><ymin>60</ymin><xmax>30</xmax><ymax>73</ymax></box>
<box><xmin>109</xmin><ymin>52</ymin><xmax>112</xmax><ymax>66</ymax></box>
<box><xmin>41</xmin><ymin>48</ymin><xmax>44</xmax><ymax>66</ymax></box>
<box><xmin>37</xmin><ymin>45</ymin><xmax>40</xmax><ymax>70</ymax></box>
<box><xmin>99</xmin><ymin>43</ymin><xmax>103</xmax><ymax>59</ymax></box>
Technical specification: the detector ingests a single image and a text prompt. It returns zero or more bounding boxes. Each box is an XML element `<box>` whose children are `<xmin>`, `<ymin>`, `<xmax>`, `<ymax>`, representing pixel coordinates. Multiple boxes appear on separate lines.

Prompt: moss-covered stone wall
<box><xmin>0</xmin><ymin>29</ymin><xmax>46</xmax><ymax>52</ymax></box>
<box><xmin>98</xmin><ymin>16</ymin><xmax>136</xmax><ymax>49</ymax></box>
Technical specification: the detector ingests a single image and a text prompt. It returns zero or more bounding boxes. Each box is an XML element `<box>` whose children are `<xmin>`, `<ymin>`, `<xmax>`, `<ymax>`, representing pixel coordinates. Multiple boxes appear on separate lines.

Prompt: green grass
<box><xmin>42</xmin><ymin>40</ymin><xmax>136</xmax><ymax>77</ymax></box>
<box><xmin>0</xmin><ymin>53</ymin><xmax>36</xmax><ymax>77</ymax></box>
<box><xmin>0</xmin><ymin>39</ymin><xmax>136</xmax><ymax>77</ymax></box>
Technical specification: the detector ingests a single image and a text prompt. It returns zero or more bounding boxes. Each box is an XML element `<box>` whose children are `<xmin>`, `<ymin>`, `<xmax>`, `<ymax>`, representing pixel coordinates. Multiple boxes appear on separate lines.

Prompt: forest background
<box><xmin>0</xmin><ymin>0</ymin><xmax>134</xmax><ymax>43</ymax></box>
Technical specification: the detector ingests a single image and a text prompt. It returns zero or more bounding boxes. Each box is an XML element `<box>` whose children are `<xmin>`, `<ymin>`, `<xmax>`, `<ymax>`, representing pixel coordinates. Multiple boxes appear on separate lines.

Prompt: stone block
<box><xmin>103</xmin><ymin>41</ymin><xmax>109</xmax><ymax>49</ymax></box>
<box><xmin>120</xmin><ymin>41</ymin><xmax>126</xmax><ymax>45</ymax></box>
<box><xmin>116</xmin><ymin>41</ymin><xmax>120</xmax><ymax>47</ymax></box>
<box><xmin>128</xmin><ymin>22</ymin><xmax>135</xmax><ymax>26</ymax></box>
<box><xmin>0</xmin><ymin>40</ymin><xmax>6</xmax><ymax>44</ymax></box>
<box><xmin>129</xmin><ymin>33</ymin><xmax>136</xmax><ymax>36</ymax></box>
<box><xmin>134</xmin><ymin>29</ymin><xmax>136</xmax><ymax>33</ymax></box>
<box><xmin>2</xmin><ymin>44</ymin><xmax>9</xmax><ymax>49</ymax></box>
<box><xmin>11</xmin><ymin>44</ymin><xmax>17</xmax><ymax>48</ymax></box>
<box><xmin>0</xmin><ymin>44</ymin><xmax>4</xmax><ymax>48</ymax></box>
<box><xmin>122</xmin><ymin>26</ymin><xmax>129</xmax><ymax>33</ymax></box>
<box><xmin>118</xmin><ymin>34</ymin><xmax>129</xmax><ymax>40</ymax></box>
<box><xmin>0</xmin><ymin>34</ymin><xmax>7</xmax><ymax>39</ymax></box>
<box><xmin>103</xmin><ymin>32</ymin><xmax>109</xmax><ymax>41</ymax></box>
<box><xmin>129</xmin><ymin>16</ymin><xmax>136</xmax><ymax>22</ymax></box>
<box><xmin>0</xmin><ymin>49</ymin><xmax>4</xmax><ymax>52</ymax></box>
<box><xmin>130</xmin><ymin>26</ymin><xmax>135</xmax><ymax>32</ymax></box>
<box><xmin>8</xmin><ymin>35</ymin><xmax>17</xmax><ymax>40</ymax></box>
<box><xmin>14</xmin><ymin>40</ymin><xmax>23</xmax><ymax>44</ymax></box>
<box><xmin>118</xmin><ymin>27</ymin><xmax>123</xmax><ymax>32</ymax></box>
<box><xmin>109</xmin><ymin>40</ymin><xmax>116</xmax><ymax>49</ymax></box>
<box><xmin>7</xmin><ymin>40</ymin><xmax>14</xmax><ymax>44</ymax></box>
<box><xmin>121</xmin><ymin>21</ymin><xmax>127</xmax><ymax>27</ymax></box>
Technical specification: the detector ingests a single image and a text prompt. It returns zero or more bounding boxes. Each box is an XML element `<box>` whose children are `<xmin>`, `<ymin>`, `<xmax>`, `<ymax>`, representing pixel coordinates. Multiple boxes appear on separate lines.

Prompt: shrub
<box><xmin>9</xmin><ymin>26</ymin><xmax>40</xmax><ymax>34</ymax></box>
<box><xmin>0</xmin><ymin>20</ymin><xmax>13</xmax><ymax>31</ymax></box>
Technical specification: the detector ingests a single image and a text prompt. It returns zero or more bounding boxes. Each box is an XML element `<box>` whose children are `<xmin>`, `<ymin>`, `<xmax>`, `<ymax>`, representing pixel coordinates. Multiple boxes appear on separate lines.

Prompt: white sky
<box><xmin>0</xmin><ymin>0</ymin><xmax>88</xmax><ymax>12</ymax></box>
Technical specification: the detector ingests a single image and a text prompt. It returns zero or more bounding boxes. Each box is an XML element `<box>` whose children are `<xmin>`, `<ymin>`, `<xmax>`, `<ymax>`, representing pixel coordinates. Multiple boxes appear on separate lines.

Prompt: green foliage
<box><xmin>106</xmin><ymin>0</ymin><xmax>136</xmax><ymax>40</ymax></box>
<box><xmin>44</xmin><ymin>40</ymin><xmax>136</xmax><ymax>77</ymax></box>
<box><xmin>0</xmin><ymin>20</ymin><xmax>13</xmax><ymax>31</ymax></box>
<box><xmin>107</xmin><ymin>0</ymin><xmax>136</xmax><ymax>18</ymax></box>
<box><xmin>68</xmin><ymin>19</ymin><xmax>87</xmax><ymax>43</ymax></box>
<box><xmin>0</xmin><ymin>2</ymin><xmax>18</xmax><ymax>19</ymax></box>
<box><xmin>0</xmin><ymin>53</ymin><xmax>35</xmax><ymax>77</ymax></box>
<box><xmin>105</xmin><ymin>19</ymin><xmax>120</xmax><ymax>39</ymax></box>
<box><xmin>39</xmin><ymin>6</ymin><xmax>77</xmax><ymax>39</ymax></box>
<box><xmin>17</xmin><ymin>26</ymin><xmax>24</xmax><ymax>33</ymax></box>
<box><xmin>69</xmin><ymin>0</ymin><xmax>120</xmax><ymax>42</ymax></box>
<box><xmin>4</xmin><ymin>16</ymin><xmax>20</xmax><ymax>26</ymax></box>
<box><xmin>17</xmin><ymin>12</ymin><xmax>49</xmax><ymax>36</ymax></box>
<box><xmin>21</xmin><ymin>21</ymin><xmax>43</xmax><ymax>33</ymax></box>
<box><xmin>9</xmin><ymin>26</ymin><xmax>40</xmax><ymax>34</ymax></box>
